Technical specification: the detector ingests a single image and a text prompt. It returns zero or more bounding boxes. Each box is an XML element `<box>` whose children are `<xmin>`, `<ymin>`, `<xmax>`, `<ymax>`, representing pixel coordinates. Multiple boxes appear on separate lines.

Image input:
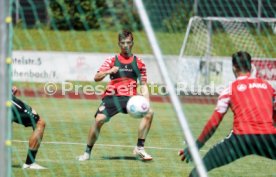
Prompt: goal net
<box><xmin>177</xmin><ymin>16</ymin><xmax>276</xmax><ymax>91</ymax></box>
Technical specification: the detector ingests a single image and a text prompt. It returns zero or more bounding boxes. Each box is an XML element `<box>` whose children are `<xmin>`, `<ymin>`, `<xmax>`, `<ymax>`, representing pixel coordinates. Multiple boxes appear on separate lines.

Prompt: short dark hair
<box><xmin>232</xmin><ymin>51</ymin><xmax>251</xmax><ymax>72</ymax></box>
<box><xmin>118</xmin><ymin>30</ymin><xmax>133</xmax><ymax>41</ymax></box>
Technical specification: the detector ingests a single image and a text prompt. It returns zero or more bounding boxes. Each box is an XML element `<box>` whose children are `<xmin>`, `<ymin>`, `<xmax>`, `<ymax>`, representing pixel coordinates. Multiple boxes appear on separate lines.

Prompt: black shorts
<box><xmin>12</xmin><ymin>96</ymin><xmax>40</xmax><ymax>128</ymax></box>
<box><xmin>94</xmin><ymin>96</ymin><xmax>130</xmax><ymax>120</ymax></box>
<box><xmin>202</xmin><ymin>132</ymin><xmax>276</xmax><ymax>171</ymax></box>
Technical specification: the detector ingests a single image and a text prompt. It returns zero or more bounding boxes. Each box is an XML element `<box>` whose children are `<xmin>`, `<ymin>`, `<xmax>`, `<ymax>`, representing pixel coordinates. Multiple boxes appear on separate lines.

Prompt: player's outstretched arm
<box><xmin>179</xmin><ymin>111</ymin><xmax>224</xmax><ymax>162</ymax></box>
<box><xmin>196</xmin><ymin>111</ymin><xmax>224</xmax><ymax>144</ymax></box>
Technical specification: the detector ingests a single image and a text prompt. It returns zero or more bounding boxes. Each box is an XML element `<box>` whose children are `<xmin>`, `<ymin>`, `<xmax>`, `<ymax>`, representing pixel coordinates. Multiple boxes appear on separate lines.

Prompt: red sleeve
<box><xmin>98</xmin><ymin>57</ymin><xmax>115</xmax><ymax>72</ymax></box>
<box><xmin>197</xmin><ymin>86</ymin><xmax>231</xmax><ymax>144</ymax></box>
<box><xmin>197</xmin><ymin>111</ymin><xmax>224</xmax><ymax>143</ymax></box>
<box><xmin>137</xmin><ymin>57</ymin><xmax>147</xmax><ymax>84</ymax></box>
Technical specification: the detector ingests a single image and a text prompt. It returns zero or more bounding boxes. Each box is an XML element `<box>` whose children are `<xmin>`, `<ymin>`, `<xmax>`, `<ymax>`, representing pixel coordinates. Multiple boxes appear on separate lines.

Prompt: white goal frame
<box><xmin>178</xmin><ymin>16</ymin><xmax>276</xmax><ymax>85</ymax></box>
<box><xmin>0</xmin><ymin>0</ymin><xmax>12</xmax><ymax>177</ymax></box>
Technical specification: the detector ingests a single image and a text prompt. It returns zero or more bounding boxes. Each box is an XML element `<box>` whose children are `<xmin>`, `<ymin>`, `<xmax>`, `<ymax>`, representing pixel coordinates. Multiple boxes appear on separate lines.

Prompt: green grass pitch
<box><xmin>11</xmin><ymin>97</ymin><xmax>276</xmax><ymax>177</ymax></box>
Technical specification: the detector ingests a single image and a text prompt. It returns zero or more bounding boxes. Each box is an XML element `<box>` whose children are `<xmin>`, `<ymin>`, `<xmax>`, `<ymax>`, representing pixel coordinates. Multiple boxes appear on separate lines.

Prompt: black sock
<box><xmin>25</xmin><ymin>149</ymin><xmax>38</xmax><ymax>165</ymax></box>
<box><xmin>85</xmin><ymin>144</ymin><xmax>93</xmax><ymax>154</ymax></box>
<box><xmin>137</xmin><ymin>139</ymin><xmax>145</xmax><ymax>147</ymax></box>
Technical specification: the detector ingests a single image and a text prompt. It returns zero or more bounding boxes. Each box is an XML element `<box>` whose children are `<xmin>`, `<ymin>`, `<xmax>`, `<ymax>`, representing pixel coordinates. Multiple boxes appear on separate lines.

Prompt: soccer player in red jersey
<box><xmin>78</xmin><ymin>30</ymin><xmax>154</xmax><ymax>161</ymax></box>
<box><xmin>179</xmin><ymin>51</ymin><xmax>276</xmax><ymax>177</ymax></box>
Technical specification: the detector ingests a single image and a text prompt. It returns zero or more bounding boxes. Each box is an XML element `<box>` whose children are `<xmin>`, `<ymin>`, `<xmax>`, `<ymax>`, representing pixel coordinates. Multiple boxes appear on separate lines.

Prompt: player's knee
<box><xmin>145</xmin><ymin>109</ymin><xmax>154</xmax><ymax>120</ymax></box>
<box><xmin>95</xmin><ymin>119</ymin><xmax>106</xmax><ymax>127</ymax></box>
<box><xmin>95</xmin><ymin>114</ymin><xmax>107</xmax><ymax>126</ymax></box>
<box><xmin>37</xmin><ymin>118</ymin><xmax>46</xmax><ymax>129</ymax></box>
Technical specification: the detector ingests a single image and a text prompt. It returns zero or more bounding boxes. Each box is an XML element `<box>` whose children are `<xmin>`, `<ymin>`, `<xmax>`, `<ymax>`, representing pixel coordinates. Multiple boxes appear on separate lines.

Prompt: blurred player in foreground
<box><xmin>179</xmin><ymin>51</ymin><xmax>276</xmax><ymax>177</ymax></box>
<box><xmin>12</xmin><ymin>86</ymin><xmax>47</xmax><ymax>169</ymax></box>
<box><xmin>78</xmin><ymin>30</ymin><xmax>154</xmax><ymax>161</ymax></box>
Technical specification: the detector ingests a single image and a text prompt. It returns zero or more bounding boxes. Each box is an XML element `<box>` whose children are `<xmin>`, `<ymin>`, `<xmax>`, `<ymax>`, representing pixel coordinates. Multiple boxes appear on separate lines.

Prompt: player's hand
<box><xmin>178</xmin><ymin>140</ymin><xmax>204</xmax><ymax>163</ymax></box>
<box><xmin>12</xmin><ymin>86</ymin><xmax>18</xmax><ymax>96</ymax></box>
<box><xmin>178</xmin><ymin>147</ymin><xmax>192</xmax><ymax>163</ymax></box>
<box><xmin>108</xmin><ymin>66</ymin><xmax>119</xmax><ymax>74</ymax></box>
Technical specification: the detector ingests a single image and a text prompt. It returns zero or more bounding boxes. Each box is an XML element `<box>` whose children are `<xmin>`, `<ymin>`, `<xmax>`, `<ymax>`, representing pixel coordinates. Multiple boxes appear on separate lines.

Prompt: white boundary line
<box><xmin>12</xmin><ymin>140</ymin><xmax>181</xmax><ymax>151</ymax></box>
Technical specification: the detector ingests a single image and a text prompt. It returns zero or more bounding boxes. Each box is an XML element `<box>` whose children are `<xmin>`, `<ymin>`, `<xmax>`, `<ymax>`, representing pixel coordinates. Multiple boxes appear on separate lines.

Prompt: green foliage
<box><xmin>162</xmin><ymin>2</ymin><xmax>193</xmax><ymax>32</ymax></box>
<box><xmin>103</xmin><ymin>0</ymin><xmax>142</xmax><ymax>31</ymax></box>
<box><xmin>49</xmin><ymin>0</ymin><xmax>106</xmax><ymax>30</ymax></box>
<box><xmin>48</xmin><ymin>0</ymin><xmax>142</xmax><ymax>31</ymax></box>
<box><xmin>13</xmin><ymin>28</ymin><xmax>276</xmax><ymax>57</ymax></box>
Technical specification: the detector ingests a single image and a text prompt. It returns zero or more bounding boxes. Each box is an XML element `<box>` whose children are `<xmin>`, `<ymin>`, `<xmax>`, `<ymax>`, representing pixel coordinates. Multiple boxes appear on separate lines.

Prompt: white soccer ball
<box><xmin>127</xmin><ymin>95</ymin><xmax>150</xmax><ymax>118</ymax></box>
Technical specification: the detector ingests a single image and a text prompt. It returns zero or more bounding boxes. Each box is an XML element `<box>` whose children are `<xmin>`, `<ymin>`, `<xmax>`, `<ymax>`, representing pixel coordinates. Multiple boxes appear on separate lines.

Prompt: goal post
<box><xmin>0</xmin><ymin>0</ymin><xmax>12</xmax><ymax>177</ymax></box>
<box><xmin>134</xmin><ymin>1</ymin><xmax>208</xmax><ymax>177</ymax></box>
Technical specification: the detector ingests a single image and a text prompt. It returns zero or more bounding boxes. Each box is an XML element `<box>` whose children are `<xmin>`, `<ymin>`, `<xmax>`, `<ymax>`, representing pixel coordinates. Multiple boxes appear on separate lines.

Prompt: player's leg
<box><xmin>138</xmin><ymin>110</ymin><xmax>154</xmax><ymax>140</ymax></box>
<box><xmin>252</xmin><ymin>134</ymin><xmax>276</xmax><ymax>160</ymax></box>
<box><xmin>133</xmin><ymin>109</ymin><xmax>154</xmax><ymax>161</ymax></box>
<box><xmin>78</xmin><ymin>113</ymin><xmax>107</xmax><ymax>161</ymax></box>
<box><xmin>264</xmin><ymin>134</ymin><xmax>276</xmax><ymax>159</ymax></box>
<box><xmin>189</xmin><ymin>133</ymin><xmax>250</xmax><ymax>177</ymax></box>
<box><xmin>87</xmin><ymin>114</ymin><xmax>107</xmax><ymax>146</ymax></box>
<box><xmin>78</xmin><ymin>96</ymin><xmax>117</xmax><ymax>161</ymax></box>
<box><xmin>23</xmin><ymin>116</ymin><xmax>47</xmax><ymax>169</ymax></box>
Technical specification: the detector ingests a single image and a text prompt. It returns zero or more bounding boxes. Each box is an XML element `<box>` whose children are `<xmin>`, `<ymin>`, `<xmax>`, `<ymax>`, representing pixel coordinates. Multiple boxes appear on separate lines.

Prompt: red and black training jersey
<box><xmin>98</xmin><ymin>54</ymin><xmax>147</xmax><ymax>98</ymax></box>
<box><xmin>198</xmin><ymin>74</ymin><xmax>276</xmax><ymax>143</ymax></box>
